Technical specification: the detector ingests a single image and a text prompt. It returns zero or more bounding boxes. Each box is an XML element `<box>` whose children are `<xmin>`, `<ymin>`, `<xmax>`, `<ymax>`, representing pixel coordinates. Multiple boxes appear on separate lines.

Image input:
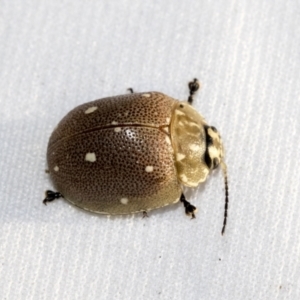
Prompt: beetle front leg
<box><xmin>180</xmin><ymin>193</ymin><xmax>197</xmax><ymax>219</ymax></box>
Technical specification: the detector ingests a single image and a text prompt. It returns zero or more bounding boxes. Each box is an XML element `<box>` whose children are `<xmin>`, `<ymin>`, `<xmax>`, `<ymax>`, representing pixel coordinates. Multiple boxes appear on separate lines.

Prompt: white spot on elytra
<box><xmin>85</xmin><ymin>152</ymin><xmax>96</xmax><ymax>162</ymax></box>
<box><xmin>189</xmin><ymin>144</ymin><xmax>200</xmax><ymax>151</ymax></box>
<box><xmin>111</xmin><ymin>121</ymin><xmax>118</xmax><ymax>125</ymax></box>
<box><xmin>114</xmin><ymin>127</ymin><xmax>121</xmax><ymax>132</ymax></box>
<box><xmin>124</xmin><ymin>111</ymin><xmax>129</xmax><ymax>116</ymax></box>
<box><xmin>165</xmin><ymin>136</ymin><xmax>171</xmax><ymax>145</ymax></box>
<box><xmin>161</xmin><ymin>126</ymin><xmax>169</xmax><ymax>134</ymax></box>
<box><xmin>176</xmin><ymin>153</ymin><xmax>186</xmax><ymax>161</ymax></box>
<box><xmin>85</xmin><ymin>106</ymin><xmax>98</xmax><ymax>114</ymax></box>
<box><xmin>166</xmin><ymin>117</ymin><xmax>170</xmax><ymax>123</ymax></box>
<box><xmin>173</xmin><ymin>197</ymin><xmax>180</xmax><ymax>203</ymax></box>
<box><xmin>120</xmin><ymin>198</ymin><xmax>129</xmax><ymax>205</ymax></box>
<box><xmin>54</xmin><ymin>166</ymin><xmax>59</xmax><ymax>172</ymax></box>
<box><xmin>145</xmin><ymin>166</ymin><xmax>154</xmax><ymax>172</ymax></box>
<box><xmin>142</xmin><ymin>93</ymin><xmax>151</xmax><ymax>97</ymax></box>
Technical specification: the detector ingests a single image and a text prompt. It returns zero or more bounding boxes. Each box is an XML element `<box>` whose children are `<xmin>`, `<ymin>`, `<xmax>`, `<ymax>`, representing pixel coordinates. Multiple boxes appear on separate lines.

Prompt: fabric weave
<box><xmin>0</xmin><ymin>1</ymin><xmax>299</xmax><ymax>299</ymax></box>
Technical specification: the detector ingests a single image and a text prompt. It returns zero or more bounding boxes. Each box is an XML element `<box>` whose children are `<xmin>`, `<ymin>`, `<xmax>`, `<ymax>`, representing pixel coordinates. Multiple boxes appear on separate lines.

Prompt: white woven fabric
<box><xmin>1</xmin><ymin>1</ymin><xmax>300</xmax><ymax>299</ymax></box>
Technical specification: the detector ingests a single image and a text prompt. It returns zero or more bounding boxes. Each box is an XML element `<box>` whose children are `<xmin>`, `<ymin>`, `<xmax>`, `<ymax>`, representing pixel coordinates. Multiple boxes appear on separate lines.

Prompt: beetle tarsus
<box><xmin>43</xmin><ymin>190</ymin><xmax>63</xmax><ymax>205</ymax></box>
<box><xmin>188</xmin><ymin>78</ymin><xmax>200</xmax><ymax>104</ymax></box>
<box><xmin>180</xmin><ymin>193</ymin><xmax>197</xmax><ymax>219</ymax></box>
<box><xmin>127</xmin><ymin>88</ymin><xmax>134</xmax><ymax>94</ymax></box>
<box><xmin>142</xmin><ymin>211</ymin><xmax>149</xmax><ymax>218</ymax></box>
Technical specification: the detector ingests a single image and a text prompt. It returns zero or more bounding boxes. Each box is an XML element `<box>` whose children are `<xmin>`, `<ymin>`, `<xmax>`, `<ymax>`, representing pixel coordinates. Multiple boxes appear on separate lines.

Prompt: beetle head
<box><xmin>204</xmin><ymin>125</ymin><xmax>224</xmax><ymax>170</ymax></box>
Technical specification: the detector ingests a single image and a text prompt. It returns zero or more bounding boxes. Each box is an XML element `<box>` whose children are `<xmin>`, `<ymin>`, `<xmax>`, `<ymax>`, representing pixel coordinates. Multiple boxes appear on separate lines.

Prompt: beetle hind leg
<box><xmin>180</xmin><ymin>193</ymin><xmax>197</xmax><ymax>219</ymax></box>
<box><xmin>187</xmin><ymin>78</ymin><xmax>200</xmax><ymax>104</ymax></box>
<box><xmin>43</xmin><ymin>190</ymin><xmax>63</xmax><ymax>205</ymax></box>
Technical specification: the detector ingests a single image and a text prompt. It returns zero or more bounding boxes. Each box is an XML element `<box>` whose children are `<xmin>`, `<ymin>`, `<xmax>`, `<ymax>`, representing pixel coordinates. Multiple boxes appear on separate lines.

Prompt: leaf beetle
<box><xmin>44</xmin><ymin>79</ymin><xmax>229</xmax><ymax>234</ymax></box>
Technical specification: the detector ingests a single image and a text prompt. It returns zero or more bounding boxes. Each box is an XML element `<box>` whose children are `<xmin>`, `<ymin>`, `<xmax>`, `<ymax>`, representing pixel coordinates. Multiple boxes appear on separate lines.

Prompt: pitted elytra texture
<box><xmin>48</xmin><ymin>124</ymin><xmax>181</xmax><ymax>214</ymax></box>
<box><xmin>49</xmin><ymin>92</ymin><xmax>173</xmax><ymax>146</ymax></box>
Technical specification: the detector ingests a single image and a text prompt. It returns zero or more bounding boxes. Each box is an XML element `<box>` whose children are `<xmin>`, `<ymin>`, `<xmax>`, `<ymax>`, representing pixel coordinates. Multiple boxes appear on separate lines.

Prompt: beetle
<box><xmin>43</xmin><ymin>79</ymin><xmax>229</xmax><ymax>234</ymax></box>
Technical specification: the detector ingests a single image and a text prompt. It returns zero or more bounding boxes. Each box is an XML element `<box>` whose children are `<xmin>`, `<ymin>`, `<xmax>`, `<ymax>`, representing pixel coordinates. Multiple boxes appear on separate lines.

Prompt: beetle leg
<box><xmin>43</xmin><ymin>190</ymin><xmax>64</xmax><ymax>205</ymax></box>
<box><xmin>187</xmin><ymin>78</ymin><xmax>200</xmax><ymax>104</ymax></box>
<box><xmin>142</xmin><ymin>211</ymin><xmax>149</xmax><ymax>218</ymax></box>
<box><xmin>127</xmin><ymin>88</ymin><xmax>134</xmax><ymax>94</ymax></box>
<box><xmin>180</xmin><ymin>193</ymin><xmax>197</xmax><ymax>219</ymax></box>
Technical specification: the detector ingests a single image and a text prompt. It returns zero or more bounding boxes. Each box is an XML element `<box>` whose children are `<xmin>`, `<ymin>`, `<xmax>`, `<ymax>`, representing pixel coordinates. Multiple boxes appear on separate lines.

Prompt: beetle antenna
<box><xmin>221</xmin><ymin>161</ymin><xmax>229</xmax><ymax>235</ymax></box>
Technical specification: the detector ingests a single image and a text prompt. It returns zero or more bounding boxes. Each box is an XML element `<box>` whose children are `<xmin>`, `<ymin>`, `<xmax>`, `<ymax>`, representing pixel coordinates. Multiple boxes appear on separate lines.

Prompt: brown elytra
<box><xmin>45</xmin><ymin>80</ymin><xmax>229</xmax><ymax>234</ymax></box>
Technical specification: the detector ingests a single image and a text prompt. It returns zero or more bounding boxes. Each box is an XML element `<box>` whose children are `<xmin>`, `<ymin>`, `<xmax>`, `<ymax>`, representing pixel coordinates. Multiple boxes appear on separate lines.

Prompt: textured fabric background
<box><xmin>1</xmin><ymin>1</ymin><xmax>300</xmax><ymax>299</ymax></box>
